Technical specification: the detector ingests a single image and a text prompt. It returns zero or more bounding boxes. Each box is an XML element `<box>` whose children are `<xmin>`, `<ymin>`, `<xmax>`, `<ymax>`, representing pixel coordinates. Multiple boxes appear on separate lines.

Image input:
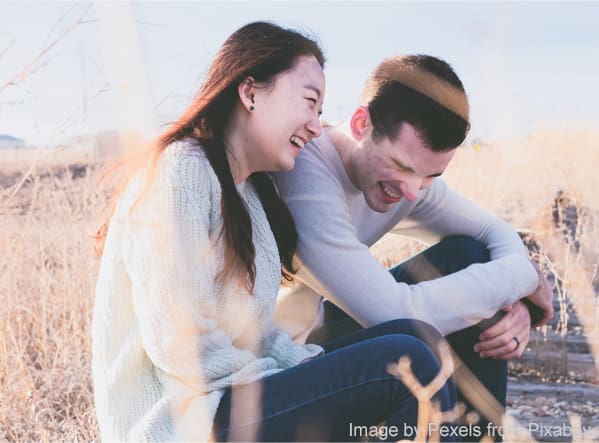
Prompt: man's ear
<box><xmin>349</xmin><ymin>106</ymin><xmax>370</xmax><ymax>141</ymax></box>
<box><xmin>238</xmin><ymin>77</ymin><xmax>256</xmax><ymax>112</ymax></box>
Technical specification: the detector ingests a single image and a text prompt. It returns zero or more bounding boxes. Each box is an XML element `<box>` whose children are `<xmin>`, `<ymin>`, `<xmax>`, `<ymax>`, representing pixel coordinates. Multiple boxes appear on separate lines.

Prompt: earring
<box><xmin>249</xmin><ymin>105</ymin><xmax>254</xmax><ymax>111</ymax></box>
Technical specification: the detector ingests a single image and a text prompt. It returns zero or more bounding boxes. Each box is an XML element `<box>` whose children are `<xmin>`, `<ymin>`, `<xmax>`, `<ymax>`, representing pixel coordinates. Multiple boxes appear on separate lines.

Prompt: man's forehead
<box><xmin>383</xmin><ymin>127</ymin><xmax>455</xmax><ymax>173</ymax></box>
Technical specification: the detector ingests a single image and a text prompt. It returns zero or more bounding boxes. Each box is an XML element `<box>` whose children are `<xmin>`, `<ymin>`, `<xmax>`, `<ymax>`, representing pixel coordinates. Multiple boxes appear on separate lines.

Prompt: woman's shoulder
<box><xmin>160</xmin><ymin>138</ymin><xmax>219</xmax><ymax>191</ymax></box>
<box><xmin>165</xmin><ymin>138</ymin><xmax>206</xmax><ymax>158</ymax></box>
<box><xmin>115</xmin><ymin>139</ymin><xmax>220</xmax><ymax>225</ymax></box>
<box><xmin>164</xmin><ymin>138</ymin><xmax>210</xmax><ymax>170</ymax></box>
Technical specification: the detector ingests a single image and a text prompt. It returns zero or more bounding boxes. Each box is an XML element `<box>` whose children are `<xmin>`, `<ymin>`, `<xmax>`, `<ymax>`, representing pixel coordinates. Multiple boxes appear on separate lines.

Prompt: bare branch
<box><xmin>387</xmin><ymin>341</ymin><xmax>456</xmax><ymax>442</ymax></box>
<box><xmin>39</xmin><ymin>2</ymin><xmax>79</xmax><ymax>51</ymax></box>
<box><xmin>0</xmin><ymin>3</ymin><xmax>93</xmax><ymax>95</ymax></box>
<box><xmin>153</xmin><ymin>89</ymin><xmax>179</xmax><ymax>111</ymax></box>
<box><xmin>136</xmin><ymin>20</ymin><xmax>167</xmax><ymax>27</ymax></box>
<box><xmin>54</xmin><ymin>82</ymin><xmax>110</xmax><ymax>136</ymax></box>
<box><xmin>0</xmin><ymin>39</ymin><xmax>15</xmax><ymax>62</ymax></box>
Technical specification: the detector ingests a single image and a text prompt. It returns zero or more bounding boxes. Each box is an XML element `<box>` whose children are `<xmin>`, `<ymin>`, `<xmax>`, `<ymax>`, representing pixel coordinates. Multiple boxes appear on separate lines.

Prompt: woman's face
<box><xmin>249</xmin><ymin>55</ymin><xmax>325</xmax><ymax>172</ymax></box>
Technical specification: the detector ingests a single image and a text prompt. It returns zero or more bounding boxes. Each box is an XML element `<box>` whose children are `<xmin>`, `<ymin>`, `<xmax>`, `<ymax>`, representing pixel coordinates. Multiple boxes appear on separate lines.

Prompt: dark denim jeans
<box><xmin>307</xmin><ymin>236</ymin><xmax>507</xmax><ymax>442</ymax></box>
<box><xmin>213</xmin><ymin>321</ymin><xmax>458</xmax><ymax>442</ymax></box>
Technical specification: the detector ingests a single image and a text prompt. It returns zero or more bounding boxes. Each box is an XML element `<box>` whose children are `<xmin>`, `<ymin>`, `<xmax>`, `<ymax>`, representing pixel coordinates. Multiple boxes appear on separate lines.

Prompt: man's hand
<box><xmin>524</xmin><ymin>261</ymin><xmax>554</xmax><ymax>327</ymax></box>
<box><xmin>474</xmin><ymin>301</ymin><xmax>531</xmax><ymax>359</ymax></box>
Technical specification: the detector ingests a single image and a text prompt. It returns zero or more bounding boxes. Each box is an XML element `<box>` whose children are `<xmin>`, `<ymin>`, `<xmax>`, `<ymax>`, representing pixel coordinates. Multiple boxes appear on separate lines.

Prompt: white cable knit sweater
<box><xmin>92</xmin><ymin>140</ymin><xmax>323</xmax><ymax>442</ymax></box>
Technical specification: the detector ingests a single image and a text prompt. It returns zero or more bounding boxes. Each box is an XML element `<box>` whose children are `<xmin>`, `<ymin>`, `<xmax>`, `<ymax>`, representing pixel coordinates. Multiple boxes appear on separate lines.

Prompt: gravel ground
<box><xmin>505</xmin><ymin>379</ymin><xmax>599</xmax><ymax>442</ymax></box>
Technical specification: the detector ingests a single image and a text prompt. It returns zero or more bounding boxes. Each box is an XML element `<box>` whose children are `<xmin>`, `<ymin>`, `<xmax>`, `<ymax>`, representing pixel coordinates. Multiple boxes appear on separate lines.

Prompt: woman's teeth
<box><xmin>290</xmin><ymin>136</ymin><xmax>304</xmax><ymax>149</ymax></box>
<box><xmin>381</xmin><ymin>182</ymin><xmax>402</xmax><ymax>199</ymax></box>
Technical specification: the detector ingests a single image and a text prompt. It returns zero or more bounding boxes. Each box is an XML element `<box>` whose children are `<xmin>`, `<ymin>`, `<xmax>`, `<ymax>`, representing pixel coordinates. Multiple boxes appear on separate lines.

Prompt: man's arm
<box><xmin>395</xmin><ymin>178</ymin><xmax>553</xmax><ymax>324</ymax></box>
<box><xmin>475</xmin><ymin>263</ymin><xmax>554</xmax><ymax>359</ymax></box>
<box><xmin>284</xmin><ymin>180</ymin><xmax>538</xmax><ymax>336</ymax></box>
<box><xmin>392</xmin><ymin>178</ymin><xmax>528</xmax><ymax>262</ymax></box>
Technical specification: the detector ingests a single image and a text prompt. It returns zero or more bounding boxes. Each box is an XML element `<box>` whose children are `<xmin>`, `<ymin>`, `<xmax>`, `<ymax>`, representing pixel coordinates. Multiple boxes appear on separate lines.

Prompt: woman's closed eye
<box><xmin>306</xmin><ymin>97</ymin><xmax>323</xmax><ymax>115</ymax></box>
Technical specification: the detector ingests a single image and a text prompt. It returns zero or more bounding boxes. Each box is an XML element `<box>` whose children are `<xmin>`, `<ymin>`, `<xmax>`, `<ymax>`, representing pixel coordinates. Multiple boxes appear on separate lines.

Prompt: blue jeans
<box><xmin>307</xmin><ymin>236</ymin><xmax>507</xmax><ymax>442</ymax></box>
<box><xmin>212</xmin><ymin>321</ymin><xmax>458</xmax><ymax>442</ymax></box>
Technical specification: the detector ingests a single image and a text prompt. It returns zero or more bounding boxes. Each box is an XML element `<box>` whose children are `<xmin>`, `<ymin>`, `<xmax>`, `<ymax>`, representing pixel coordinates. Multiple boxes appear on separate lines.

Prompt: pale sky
<box><xmin>1</xmin><ymin>1</ymin><xmax>598</xmax><ymax>146</ymax></box>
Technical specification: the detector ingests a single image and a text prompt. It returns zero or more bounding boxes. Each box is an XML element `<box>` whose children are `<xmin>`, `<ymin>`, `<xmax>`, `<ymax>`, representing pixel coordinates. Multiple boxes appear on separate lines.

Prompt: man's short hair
<box><xmin>361</xmin><ymin>54</ymin><xmax>471</xmax><ymax>152</ymax></box>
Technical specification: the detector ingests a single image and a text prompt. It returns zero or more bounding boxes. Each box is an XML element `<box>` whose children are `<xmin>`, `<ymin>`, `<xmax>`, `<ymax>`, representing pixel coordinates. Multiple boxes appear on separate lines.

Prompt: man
<box><xmin>272</xmin><ymin>54</ymin><xmax>553</xmax><ymax>439</ymax></box>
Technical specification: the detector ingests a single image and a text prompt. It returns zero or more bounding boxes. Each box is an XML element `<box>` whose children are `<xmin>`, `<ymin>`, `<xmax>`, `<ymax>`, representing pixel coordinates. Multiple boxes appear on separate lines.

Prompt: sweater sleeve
<box><xmin>123</xmin><ymin>153</ymin><xmax>264</xmax><ymax>393</ymax></box>
<box><xmin>262</xmin><ymin>326</ymin><xmax>324</xmax><ymax>368</ymax></box>
<box><xmin>280</xmin><ymin>170</ymin><xmax>538</xmax><ymax>336</ymax></box>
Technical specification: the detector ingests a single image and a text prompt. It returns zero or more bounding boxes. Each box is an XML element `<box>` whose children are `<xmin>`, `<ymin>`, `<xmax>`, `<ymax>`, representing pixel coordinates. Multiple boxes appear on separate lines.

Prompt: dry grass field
<box><xmin>0</xmin><ymin>128</ymin><xmax>598</xmax><ymax>441</ymax></box>
<box><xmin>1</xmin><ymin>148</ymin><xmax>104</xmax><ymax>441</ymax></box>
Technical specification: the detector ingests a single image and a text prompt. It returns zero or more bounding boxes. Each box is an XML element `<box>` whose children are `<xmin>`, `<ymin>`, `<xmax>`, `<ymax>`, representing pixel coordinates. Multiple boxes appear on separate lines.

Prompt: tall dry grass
<box><xmin>0</xmin><ymin>127</ymin><xmax>598</xmax><ymax>440</ymax></box>
<box><xmin>445</xmin><ymin>127</ymin><xmax>598</xmax><ymax>354</ymax></box>
<box><xmin>1</xmin><ymin>150</ymin><xmax>104</xmax><ymax>441</ymax></box>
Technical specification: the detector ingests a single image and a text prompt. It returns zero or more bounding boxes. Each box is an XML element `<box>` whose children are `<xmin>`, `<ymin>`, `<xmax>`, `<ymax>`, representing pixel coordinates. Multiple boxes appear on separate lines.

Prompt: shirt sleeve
<box><xmin>281</xmin><ymin>172</ymin><xmax>538</xmax><ymax>336</ymax></box>
<box><xmin>392</xmin><ymin>178</ymin><xmax>531</xmax><ymax>261</ymax></box>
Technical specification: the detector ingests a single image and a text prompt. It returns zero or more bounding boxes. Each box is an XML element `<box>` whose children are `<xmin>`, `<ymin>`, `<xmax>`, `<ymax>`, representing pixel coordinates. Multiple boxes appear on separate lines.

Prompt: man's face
<box><xmin>351</xmin><ymin>122</ymin><xmax>456</xmax><ymax>213</ymax></box>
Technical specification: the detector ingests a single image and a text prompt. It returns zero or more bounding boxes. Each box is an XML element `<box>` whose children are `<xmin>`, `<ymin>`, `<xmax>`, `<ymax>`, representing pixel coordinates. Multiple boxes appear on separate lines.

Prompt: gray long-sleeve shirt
<box><xmin>271</xmin><ymin>130</ymin><xmax>538</xmax><ymax>339</ymax></box>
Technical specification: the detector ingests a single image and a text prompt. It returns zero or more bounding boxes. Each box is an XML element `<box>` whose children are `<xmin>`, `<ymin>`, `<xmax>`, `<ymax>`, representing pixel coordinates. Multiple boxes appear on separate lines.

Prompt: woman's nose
<box><xmin>306</xmin><ymin>115</ymin><xmax>322</xmax><ymax>139</ymax></box>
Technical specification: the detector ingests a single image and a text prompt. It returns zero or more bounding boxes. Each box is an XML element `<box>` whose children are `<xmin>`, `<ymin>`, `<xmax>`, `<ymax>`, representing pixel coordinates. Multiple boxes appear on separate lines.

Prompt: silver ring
<box><xmin>512</xmin><ymin>336</ymin><xmax>520</xmax><ymax>351</ymax></box>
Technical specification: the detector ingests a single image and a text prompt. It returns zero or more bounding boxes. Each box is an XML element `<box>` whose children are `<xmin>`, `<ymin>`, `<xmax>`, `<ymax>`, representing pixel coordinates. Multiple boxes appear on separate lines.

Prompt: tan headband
<box><xmin>364</xmin><ymin>63</ymin><xmax>470</xmax><ymax>123</ymax></box>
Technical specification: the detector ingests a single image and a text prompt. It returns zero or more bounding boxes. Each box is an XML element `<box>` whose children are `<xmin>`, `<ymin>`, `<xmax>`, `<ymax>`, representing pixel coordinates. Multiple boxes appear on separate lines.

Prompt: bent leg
<box><xmin>213</xmin><ymin>334</ymin><xmax>456</xmax><ymax>442</ymax></box>
<box><xmin>309</xmin><ymin>236</ymin><xmax>508</xmax><ymax>440</ymax></box>
<box><xmin>387</xmin><ymin>235</ymin><xmax>491</xmax><ymax>284</ymax></box>
<box><xmin>319</xmin><ymin>318</ymin><xmax>460</xmax><ymax>408</ymax></box>
<box><xmin>390</xmin><ymin>236</ymin><xmax>507</xmax><ymax>440</ymax></box>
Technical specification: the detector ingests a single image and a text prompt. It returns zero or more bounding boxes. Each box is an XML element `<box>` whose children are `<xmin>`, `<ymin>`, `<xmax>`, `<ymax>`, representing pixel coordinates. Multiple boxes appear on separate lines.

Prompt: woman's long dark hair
<box><xmin>96</xmin><ymin>21</ymin><xmax>325</xmax><ymax>292</ymax></box>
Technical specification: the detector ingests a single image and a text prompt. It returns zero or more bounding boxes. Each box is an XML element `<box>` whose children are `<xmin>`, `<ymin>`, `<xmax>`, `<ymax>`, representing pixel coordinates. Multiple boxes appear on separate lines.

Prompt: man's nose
<box><xmin>400</xmin><ymin>177</ymin><xmax>424</xmax><ymax>201</ymax></box>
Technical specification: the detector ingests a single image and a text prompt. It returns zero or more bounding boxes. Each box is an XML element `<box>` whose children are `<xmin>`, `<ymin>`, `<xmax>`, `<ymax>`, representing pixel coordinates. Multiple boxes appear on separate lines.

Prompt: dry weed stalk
<box><xmin>0</xmin><ymin>4</ymin><xmax>93</xmax><ymax>95</ymax></box>
<box><xmin>0</xmin><ymin>157</ymin><xmax>103</xmax><ymax>441</ymax></box>
<box><xmin>524</xmin><ymin>188</ymin><xmax>599</xmax><ymax>380</ymax></box>
<box><xmin>387</xmin><ymin>340</ymin><xmax>460</xmax><ymax>443</ymax></box>
<box><xmin>387</xmin><ymin>339</ymin><xmax>545</xmax><ymax>443</ymax></box>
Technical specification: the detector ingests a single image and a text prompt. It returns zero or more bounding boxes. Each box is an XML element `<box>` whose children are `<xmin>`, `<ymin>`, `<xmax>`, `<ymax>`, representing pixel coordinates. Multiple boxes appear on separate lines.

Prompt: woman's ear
<box><xmin>349</xmin><ymin>106</ymin><xmax>370</xmax><ymax>141</ymax></box>
<box><xmin>238</xmin><ymin>77</ymin><xmax>256</xmax><ymax>112</ymax></box>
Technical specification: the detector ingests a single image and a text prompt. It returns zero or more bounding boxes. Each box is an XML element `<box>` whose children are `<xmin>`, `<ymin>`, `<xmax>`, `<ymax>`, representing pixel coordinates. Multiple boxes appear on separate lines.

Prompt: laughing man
<box><xmin>272</xmin><ymin>54</ymin><xmax>553</xmax><ymax>441</ymax></box>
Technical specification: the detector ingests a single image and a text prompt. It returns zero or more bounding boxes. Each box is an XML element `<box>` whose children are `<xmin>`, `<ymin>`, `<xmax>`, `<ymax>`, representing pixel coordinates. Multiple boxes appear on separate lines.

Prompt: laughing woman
<box><xmin>92</xmin><ymin>21</ymin><xmax>457</xmax><ymax>442</ymax></box>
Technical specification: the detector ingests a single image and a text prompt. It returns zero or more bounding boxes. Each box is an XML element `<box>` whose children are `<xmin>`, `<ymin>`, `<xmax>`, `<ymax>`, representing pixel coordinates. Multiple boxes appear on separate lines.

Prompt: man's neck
<box><xmin>326</xmin><ymin>122</ymin><xmax>361</xmax><ymax>190</ymax></box>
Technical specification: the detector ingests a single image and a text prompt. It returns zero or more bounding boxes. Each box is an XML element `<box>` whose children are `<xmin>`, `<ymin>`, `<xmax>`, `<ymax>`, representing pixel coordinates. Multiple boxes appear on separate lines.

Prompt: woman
<box><xmin>93</xmin><ymin>21</ymin><xmax>457</xmax><ymax>442</ymax></box>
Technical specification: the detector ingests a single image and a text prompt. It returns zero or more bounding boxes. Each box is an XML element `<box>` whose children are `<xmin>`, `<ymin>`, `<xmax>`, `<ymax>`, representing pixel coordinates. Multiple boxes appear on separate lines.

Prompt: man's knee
<box><xmin>373</xmin><ymin>334</ymin><xmax>441</xmax><ymax>374</ymax></box>
<box><xmin>438</xmin><ymin>235</ymin><xmax>490</xmax><ymax>267</ymax></box>
<box><xmin>375</xmin><ymin>319</ymin><xmax>443</xmax><ymax>344</ymax></box>
<box><xmin>371</xmin><ymin>319</ymin><xmax>447</xmax><ymax>364</ymax></box>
